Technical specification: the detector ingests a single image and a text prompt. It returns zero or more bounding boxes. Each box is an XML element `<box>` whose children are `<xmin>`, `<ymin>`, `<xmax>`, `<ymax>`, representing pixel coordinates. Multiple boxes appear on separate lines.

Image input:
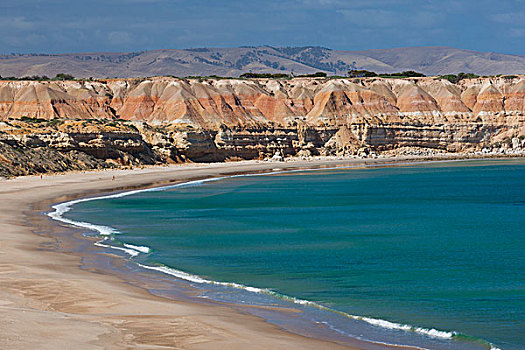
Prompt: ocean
<box><xmin>50</xmin><ymin>159</ymin><xmax>525</xmax><ymax>350</ymax></box>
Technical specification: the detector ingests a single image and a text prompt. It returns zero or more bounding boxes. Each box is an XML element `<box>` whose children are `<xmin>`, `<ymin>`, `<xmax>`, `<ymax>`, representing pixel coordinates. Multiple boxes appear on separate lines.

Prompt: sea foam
<box><xmin>123</xmin><ymin>243</ymin><xmax>151</xmax><ymax>254</ymax></box>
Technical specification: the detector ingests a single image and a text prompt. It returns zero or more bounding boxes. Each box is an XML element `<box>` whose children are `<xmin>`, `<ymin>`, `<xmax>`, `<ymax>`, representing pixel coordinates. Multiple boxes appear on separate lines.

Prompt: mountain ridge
<box><xmin>2</xmin><ymin>46</ymin><xmax>525</xmax><ymax>79</ymax></box>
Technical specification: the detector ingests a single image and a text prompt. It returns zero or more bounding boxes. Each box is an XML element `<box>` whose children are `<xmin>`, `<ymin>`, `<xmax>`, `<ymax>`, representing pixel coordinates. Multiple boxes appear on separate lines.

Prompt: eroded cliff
<box><xmin>1</xmin><ymin>76</ymin><xmax>524</xmax><ymax>176</ymax></box>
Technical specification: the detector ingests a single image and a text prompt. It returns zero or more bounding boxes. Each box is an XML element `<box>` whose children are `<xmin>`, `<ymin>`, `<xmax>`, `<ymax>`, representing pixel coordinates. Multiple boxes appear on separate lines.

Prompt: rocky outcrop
<box><xmin>0</xmin><ymin>76</ymin><xmax>524</xmax><ymax>177</ymax></box>
<box><xmin>0</xmin><ymin>141</ymin><xmax>109</xmax><ymax>177</ymax></box>
<box><xmin>0</xmin><ymin>120</ymin><xmax>338</xmax><ymax>176</ymax></box>
<box><xmin>0</xmin><ymin>121</ymin><xmax>160</xmax><ymax>177</ymax></box>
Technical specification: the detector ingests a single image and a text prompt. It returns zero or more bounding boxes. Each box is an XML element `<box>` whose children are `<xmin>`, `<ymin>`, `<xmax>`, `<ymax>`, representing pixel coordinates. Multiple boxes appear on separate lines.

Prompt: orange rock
<box><xmin>1</xmin><ymin>76</ymin><xmax>524</xmax><ymax>131</ymax></box>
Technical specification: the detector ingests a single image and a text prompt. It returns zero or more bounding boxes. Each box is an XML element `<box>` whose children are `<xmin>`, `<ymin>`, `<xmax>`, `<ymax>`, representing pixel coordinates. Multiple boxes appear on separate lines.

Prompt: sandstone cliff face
<box><xmin>0</xmin><ymin>76</ymin><xmax>522</xmax><ymax>127</ymax></box>
<box><xmin>1</xmin><ymin>76</ymin><xmax>524</xmax><ymax>176</ymax></box>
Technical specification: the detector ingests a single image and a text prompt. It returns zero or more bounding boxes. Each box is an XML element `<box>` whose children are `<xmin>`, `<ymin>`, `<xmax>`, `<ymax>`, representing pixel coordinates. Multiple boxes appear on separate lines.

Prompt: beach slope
<box><xmin>0</xmin><ymin>160</ymin><xmax>372</xmax><ymax>349</ymax></box>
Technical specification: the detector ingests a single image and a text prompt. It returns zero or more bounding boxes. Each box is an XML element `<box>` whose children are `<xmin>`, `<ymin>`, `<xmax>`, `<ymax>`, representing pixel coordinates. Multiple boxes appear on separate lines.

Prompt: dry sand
<box><xmin>0</xmin><ymin>158</ymin><xmax>429</xmax><ymax>349</ymax></box>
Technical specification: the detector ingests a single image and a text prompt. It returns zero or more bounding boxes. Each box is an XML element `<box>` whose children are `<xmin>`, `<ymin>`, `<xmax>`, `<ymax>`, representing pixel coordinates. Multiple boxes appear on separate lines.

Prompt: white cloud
<box><xmin>298</xmin><ymin>0</ymin><xmax>408</xmax><ymax>8</ymax></box>
<box><xmin>509</xmin><ymin>28</ymin><xmax>525</xmax><ymax>38</ymax></box>
<box><xmin>491</xmin><ymin>12</ymin><xmax>525</xmax><ymax>39</ymax></box>
<box><xmin>491</xmin><ymin>12</ymin><xmax>525</xmax><ymax>23</ymax></box>
<box><xmin>337</xmin><ymin>9</ymin><xmax>442</xmax><ymax>28</ymax></box>
<box><xmin>108</xmin><ymin>31</ymin><xmax>133</xmax><ymax>44</ymax></box>
<box><xmin>0</xmin><ymin>16</ymin><xmax>35</xmax><ymax>30</ymax></box>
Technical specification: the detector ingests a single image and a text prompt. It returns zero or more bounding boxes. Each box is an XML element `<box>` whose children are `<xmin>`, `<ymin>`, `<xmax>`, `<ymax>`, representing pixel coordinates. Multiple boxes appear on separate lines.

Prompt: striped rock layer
<box><xmin>0</xmin><ymin>76</ymin><xmax>524</xmax><ymax>154</ymax></box>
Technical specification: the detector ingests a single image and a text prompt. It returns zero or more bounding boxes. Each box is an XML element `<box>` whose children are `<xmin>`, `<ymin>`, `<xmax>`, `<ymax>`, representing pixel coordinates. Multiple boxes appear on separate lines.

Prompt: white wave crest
<box><xmin>414</xmin><ymin>327</ymin><xmax>455</xmax><ymax>339</ymax></box>
<box><xmin>48</xmin><ymin>203</ymin><xmax>118</xmax><ymax>236</ymax></box>
<box><xmin>359</xmin><ymin>317</ymin><xmax>454</xmax><ymax>339</ymax></box>
<box><xmin>137</xmin><ymin>263</ymin><xmax>210</xmax><ymax>284</ymax></box>
<box><xmin>360</xmin><ymin>317</ymin><xmax>413</xmax><ymax>332</ymax></box>
<box><xmin>95</xmin><ymin>240</ymin><xmax>140</xmax><ymax>257</ymax></box>
<box><xmin>123</xmin><ymin>244</ymin><xmax>151</xmax><ymax>254</ymax></box>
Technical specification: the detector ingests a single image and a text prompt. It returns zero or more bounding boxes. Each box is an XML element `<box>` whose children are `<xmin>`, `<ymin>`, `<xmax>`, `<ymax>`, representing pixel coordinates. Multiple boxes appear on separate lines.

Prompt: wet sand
<box><xmin>0</xmin><ymin>157</ymin><xmax>475</xmax><ymax>349</ymax></box>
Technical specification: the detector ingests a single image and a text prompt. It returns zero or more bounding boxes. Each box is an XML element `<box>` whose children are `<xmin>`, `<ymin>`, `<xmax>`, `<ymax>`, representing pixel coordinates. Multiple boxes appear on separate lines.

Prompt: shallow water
<box><xmin>61</xmin><ymin>159</ymin><xmax>525</xmax><ymax>350</ymax></box>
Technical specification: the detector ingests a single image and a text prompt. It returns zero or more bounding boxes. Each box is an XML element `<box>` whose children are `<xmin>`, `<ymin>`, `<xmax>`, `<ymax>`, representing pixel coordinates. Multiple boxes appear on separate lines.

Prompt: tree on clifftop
<box><xmin>240</xmin><ymin>72</ymin><xmax>290</xmax><ymax>79</ymax></box>
<box><xmin>54</xmin><ymin>73</ymin><xmax>75</xmax><ymax>81</ymax></box>
<box><xmin>348</xmin><ymin>70</ymin><xmax>378</xmax><ymax>78</ymax></box>
<box><xmin>438</xmin><ymin>72</ymin><xmax>479</xmax><ymax>83</ymax></box>
<box><xmin>385</xmin><ymin>71</ymin><xmax>426</xmax><ymax>78</ymax></box>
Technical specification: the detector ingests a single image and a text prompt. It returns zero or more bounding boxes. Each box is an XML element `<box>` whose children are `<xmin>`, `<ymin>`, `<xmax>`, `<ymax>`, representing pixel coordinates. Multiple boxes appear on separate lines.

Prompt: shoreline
<box><xmin>1</xmin><ymin>156</ymin><xmax>519</xmax><ymax>349</ymax></box>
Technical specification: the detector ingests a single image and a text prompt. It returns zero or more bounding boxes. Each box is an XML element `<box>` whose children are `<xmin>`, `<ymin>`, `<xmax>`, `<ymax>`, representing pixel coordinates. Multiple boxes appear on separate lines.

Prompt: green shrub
<box><xmin>379</xmin><ymin>71</ymin><xmax>426</xmax><ymax>78</ymax></box>
<box><xmin>47</xmin><ymin>118</ymin><xmax>62</xmax><ymax>126</ymax></box>
<box><xmin>54</xmin><ymin>73</ymin><xmax>75</xmax><ymax>81</ymax></box>
<box><xmin>240</xmin><ymin>73</ymin><xmax>290</xmax><ymax>79</ymax></box>
<box><xmin>297</xmin><ymin>72</ymin><xmax>327</xmax><ymax>78</ymax></box>
<box><xmin>348</xmin><ymin>70</ymin><xmax>377</xmax><ymax>78</ymax></box>
<box><xmin>20</xmin><ymin>116</ymin><xmax>46</xmax><ymax>123</ymax></box>
<box><xmin>438</xmin><ymin>72</ymin><xmax>479</xmax><ymax>84</ymax></box>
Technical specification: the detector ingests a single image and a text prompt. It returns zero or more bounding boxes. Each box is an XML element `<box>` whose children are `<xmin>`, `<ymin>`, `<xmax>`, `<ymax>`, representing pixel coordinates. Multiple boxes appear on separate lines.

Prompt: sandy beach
<box><xmin>0</xmin><ymin>156</ymin><xmax>492</xmax><ymax>349</ymax></box>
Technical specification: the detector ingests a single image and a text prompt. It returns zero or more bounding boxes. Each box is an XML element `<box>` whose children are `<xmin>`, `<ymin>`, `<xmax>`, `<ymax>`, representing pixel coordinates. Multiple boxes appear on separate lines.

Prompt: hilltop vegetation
<box><xmin>0</xmin><ymin>73</ymin><xmax>75</xmax><ymax>81</ymax></box>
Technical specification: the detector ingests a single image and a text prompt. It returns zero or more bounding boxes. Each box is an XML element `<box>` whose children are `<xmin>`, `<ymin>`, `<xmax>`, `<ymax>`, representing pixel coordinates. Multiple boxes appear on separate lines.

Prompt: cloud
<box><xmin>298</xmin><ymin>0</ymin><xmax>408</xmax><ymax>8</ymax></box>
<box><xmin>509</xmin><ymin>28</ymin><xmax>525</xmax><ymax>38</ymax></box>
<box><xmin>108</xmin><ymin>31</ymin><xmax>132</xmax><ymax>44</ymax></box>
<box><xmin>0</xmin><ymin>16</ymin><xmax>35</xmax><ymax>30</ymax></box>
<box><xmin>491</xmin><ymin>12</ymin><xmax>525</xmax><ymax>23</ymax></box>
<box><xmin>0</xmin><ymin>0</ymin><xmax>523</xmax><ymax>54</ymax></box>
<box><xmin>491</xmin><ymin>12</ymin><xmax>525</xmax><ymax>38</ymax></box>
<box><xmin>337</xmin><ymin>9</ymin><xmax>399</xmax><ymax>27</ymax></box>
<box><xmin>337</xmin><ymin>9</ymin><xmax>442</xmax><ymax>28</ymax></box>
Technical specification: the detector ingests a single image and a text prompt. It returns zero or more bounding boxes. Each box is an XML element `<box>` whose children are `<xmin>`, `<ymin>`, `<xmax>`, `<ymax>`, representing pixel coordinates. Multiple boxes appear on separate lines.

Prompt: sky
<box><xmin>1</xmin><ymin>0</ymin><xmax>524</xmax><ymax>55</ymax></box>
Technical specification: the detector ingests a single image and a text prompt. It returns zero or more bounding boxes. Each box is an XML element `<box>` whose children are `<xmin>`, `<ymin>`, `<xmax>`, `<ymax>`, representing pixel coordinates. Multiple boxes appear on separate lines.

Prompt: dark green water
<box><xmin>63</xmin><ymin>160</ymin><xmax>525</xmax><ymax>349</ymax></box>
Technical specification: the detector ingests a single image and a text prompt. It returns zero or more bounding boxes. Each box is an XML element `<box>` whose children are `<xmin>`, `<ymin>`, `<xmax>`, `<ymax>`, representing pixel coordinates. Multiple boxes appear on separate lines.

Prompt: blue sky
<box><xmin>1</xmin><ymin>0</ymin><xmax>524</xmax><ymax>55</ymax></box>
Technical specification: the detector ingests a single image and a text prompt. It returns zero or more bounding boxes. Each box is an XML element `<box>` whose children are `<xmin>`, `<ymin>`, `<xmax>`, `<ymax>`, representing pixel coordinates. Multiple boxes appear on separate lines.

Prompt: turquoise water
<box><xmin>61</xmin><ymin>160</ymin><xmax>524</xmax><ymax>349</ymax></box>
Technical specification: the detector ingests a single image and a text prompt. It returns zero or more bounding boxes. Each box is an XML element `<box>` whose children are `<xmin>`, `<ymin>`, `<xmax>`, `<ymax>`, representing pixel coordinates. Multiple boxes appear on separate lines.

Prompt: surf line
<box><xmin>46</xmin><ymin>165</ymin><xmax>501</xmax><ymax>350</ymax></box>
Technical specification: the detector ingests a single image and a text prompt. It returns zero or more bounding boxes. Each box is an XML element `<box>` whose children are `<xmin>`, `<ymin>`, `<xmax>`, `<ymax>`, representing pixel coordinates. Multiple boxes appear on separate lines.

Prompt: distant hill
<box><xmin>1</xmin><ymin>46</ymin><xmax>524</xmax><ymax>78</ymax></box>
